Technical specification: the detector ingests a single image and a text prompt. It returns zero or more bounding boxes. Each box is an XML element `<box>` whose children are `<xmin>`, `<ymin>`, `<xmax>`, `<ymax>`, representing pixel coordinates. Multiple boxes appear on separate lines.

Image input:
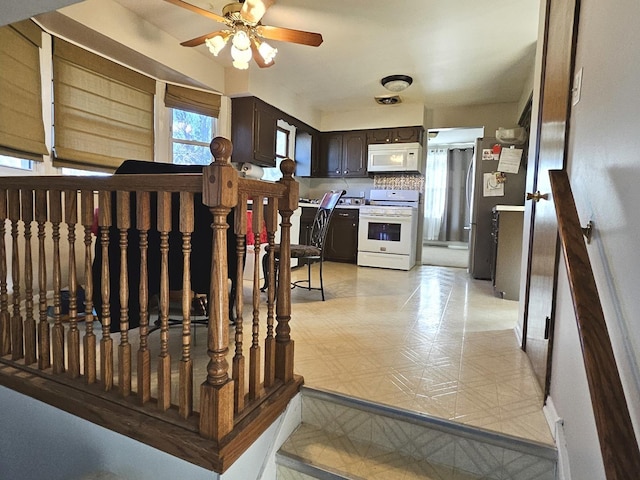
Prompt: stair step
<box><xmin>275</xmin><ymin>386</ymin><xmax>557</xmax><ymax>480</ymax></box>
<box><xmin>278</xmin><ymin>423</ymin><xmax>482</xmax><ymax>479</ymax></box>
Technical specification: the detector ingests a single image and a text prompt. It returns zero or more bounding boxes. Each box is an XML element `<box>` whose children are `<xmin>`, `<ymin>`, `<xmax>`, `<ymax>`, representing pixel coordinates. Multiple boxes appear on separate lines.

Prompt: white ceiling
<box><xmin>108</xmin><ymin>0</ymin><xmax>540</xmax><ymax>114</ymax></box>
<box><xmin>4</xmin><ymin>0</ymin><xmax>540</xmax><ymax>115</ymax></box>
<box><xmin>1</xmin><ymin>0</ymin><xmax>81</xmax><ymax>25</ymax></box>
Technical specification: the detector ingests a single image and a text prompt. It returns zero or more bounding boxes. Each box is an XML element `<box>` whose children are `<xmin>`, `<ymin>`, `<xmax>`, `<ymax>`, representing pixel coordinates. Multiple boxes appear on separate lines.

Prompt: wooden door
<box><xmin>522</xmin><ymin>0</ymin><xmax>580</xmax><ymax>395</ymax></box>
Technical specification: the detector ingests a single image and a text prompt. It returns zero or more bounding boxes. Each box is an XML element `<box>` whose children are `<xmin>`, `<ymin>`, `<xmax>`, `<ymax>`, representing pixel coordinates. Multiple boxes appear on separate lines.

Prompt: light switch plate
<box><xmin>572</xmin><ymin>67</ymin><xmax>583</xmax><ymax>106</ymax></box>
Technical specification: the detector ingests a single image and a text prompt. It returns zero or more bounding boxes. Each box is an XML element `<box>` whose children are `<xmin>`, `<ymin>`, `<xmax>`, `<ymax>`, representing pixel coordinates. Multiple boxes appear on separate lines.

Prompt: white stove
<box><xmin>358</xmin><ymin>190</ymin><xmax>419</xmax><ymax>270</ymax></box>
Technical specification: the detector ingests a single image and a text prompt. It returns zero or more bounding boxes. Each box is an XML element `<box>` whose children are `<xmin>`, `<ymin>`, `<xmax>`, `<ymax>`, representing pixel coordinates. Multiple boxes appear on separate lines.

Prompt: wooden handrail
<box><xmin>0</xmin><ymin>136</ymin><xmax>303</xmax><ymax>473</ymax></box>
<box><xmin>549</xmin><ymin>169</ymin><xmax>640</xmax><ymax>479</ymax></box>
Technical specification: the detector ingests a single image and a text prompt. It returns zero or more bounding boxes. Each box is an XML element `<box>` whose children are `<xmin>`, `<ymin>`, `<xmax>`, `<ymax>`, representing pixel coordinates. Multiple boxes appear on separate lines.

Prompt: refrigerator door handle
<box><xmin>464</xmin><ymin>156</ymin><xmax>474</xmax><ymax>229</ymax></box>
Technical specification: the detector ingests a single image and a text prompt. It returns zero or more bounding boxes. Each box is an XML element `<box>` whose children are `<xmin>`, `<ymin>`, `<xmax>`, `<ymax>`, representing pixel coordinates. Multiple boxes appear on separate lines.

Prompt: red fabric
<box><xmin>246</xmin><ymin>210</ymin><xmax>268</xmax><ymax>245</ymax></box>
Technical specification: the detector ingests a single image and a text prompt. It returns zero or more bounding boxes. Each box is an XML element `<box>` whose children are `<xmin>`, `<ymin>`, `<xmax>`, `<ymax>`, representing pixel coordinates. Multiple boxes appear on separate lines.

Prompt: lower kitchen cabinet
<box><xmin>324</xmin><ymin>208</ymin><xmax>359</xmax><ymax>263</ymax></box>
<box><xmin>298</xmin><ymin>207</ymin><xmax>317</xmax><ymax>266</ymax></box>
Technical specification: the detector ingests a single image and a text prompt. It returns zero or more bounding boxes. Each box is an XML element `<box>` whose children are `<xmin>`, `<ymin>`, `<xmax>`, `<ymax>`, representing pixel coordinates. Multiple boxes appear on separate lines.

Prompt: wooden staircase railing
<box><xmin>0</xmin><ymin>136</ymin><xmax>302</xmax><ymax>473</ymax></box>
<box><xmin>549</xmin><ymin>169</ymin><xmax>640</xmax><ymax>480</ymax></box>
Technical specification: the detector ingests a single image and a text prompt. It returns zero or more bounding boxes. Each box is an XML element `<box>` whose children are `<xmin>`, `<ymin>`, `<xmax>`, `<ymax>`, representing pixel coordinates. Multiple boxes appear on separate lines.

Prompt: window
<box><xmin>164</xmin><ymin>84</ymin><xmax>221</xmax><ymax>166</ymax></box>
<box><xmin>171</xmin><ymin>109</ymin><xmax>215</xmax><ymax>165</ymax></box>
<box><xmin>276</xmin><ymin>127</ymin><xmax>289</xmax><ymax>159</ymax></box>
<box><xmin>0</xmin><ymin>155</ymin><xmax>32</xmax><ymax>171</ymax></box>
<box><xmin>60</xmin><ymin>167</ymin><xmax>109</xmax><ymax>176</ymax></box>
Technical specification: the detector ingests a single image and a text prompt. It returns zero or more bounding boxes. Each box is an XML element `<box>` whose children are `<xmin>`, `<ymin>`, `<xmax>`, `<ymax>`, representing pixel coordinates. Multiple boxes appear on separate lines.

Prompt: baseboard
<box><xmin>544</xmin><ymin>396</ymin><xmax>571</xmax><ymax>480</ymax></box>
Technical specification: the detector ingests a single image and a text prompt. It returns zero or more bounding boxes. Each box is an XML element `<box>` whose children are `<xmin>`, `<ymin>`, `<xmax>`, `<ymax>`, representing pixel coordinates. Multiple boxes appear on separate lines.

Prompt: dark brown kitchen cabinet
<box><xmin>324</xmin><ymin>208</ymin><xmax>359</xmax><ymax>263</ymax></box>
<box><xmin>367</xmin><ymin>126</ymin><xmax>424</xmax><ymax>144</ymax></box>
<box><xmin>298</xmin><ymin>206</ymin><xmax>317</xmax><ymax>265</ymax></box>
<box><xmin>317</xmin><ymin>130</ymin><xmax>367</xmax><ymax>178</ymax></box>
<box><xmin>231</xmin><ymin>96</ymin><xmax>278</xmax><ymax>167</ymax></box>
<box><xmin>299</xmin><ymin>207</ymin><xmax>316</xmax><ymax>245</ymax></box>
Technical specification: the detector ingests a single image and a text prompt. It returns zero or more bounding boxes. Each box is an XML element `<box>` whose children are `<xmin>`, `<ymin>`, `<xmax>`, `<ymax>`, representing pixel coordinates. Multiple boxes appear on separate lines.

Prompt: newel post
<box><xmin>199</xmin><ymin>137</ymin><xmax>238</xmax><ymax>440</ymax></box>
<box><xmin>275</xmin><ymin>159</ymin><xmax>299</xmax><ymax>382</ymax></box>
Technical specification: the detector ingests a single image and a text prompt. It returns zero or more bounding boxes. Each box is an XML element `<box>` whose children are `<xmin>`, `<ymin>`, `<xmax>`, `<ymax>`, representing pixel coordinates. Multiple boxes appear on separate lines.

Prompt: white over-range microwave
<box><xmin>367</xmin><ymin>142</ymin><xmax>423</xmax><ymax>173</ymax></box>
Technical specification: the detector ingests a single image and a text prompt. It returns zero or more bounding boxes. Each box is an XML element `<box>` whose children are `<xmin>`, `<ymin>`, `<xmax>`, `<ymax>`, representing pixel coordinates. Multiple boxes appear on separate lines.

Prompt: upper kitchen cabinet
<box><xmin>231</xmin><ymin>96</ymin><xmax>319</xmax><ymax>175</ymax></box>
<box><xmin>317</xmin><ymin>130</ymin><xmax>367</xmax><ymax>178</ymax></box>
<box><xmin>231</xmin><ymin>96</ymin><xmax>278</xmax><ymax>167</ymax></box>
<box><xmin>367</xmin><ymin>126</ymin><xmax>424</xmax><ymax>145</ymax></box>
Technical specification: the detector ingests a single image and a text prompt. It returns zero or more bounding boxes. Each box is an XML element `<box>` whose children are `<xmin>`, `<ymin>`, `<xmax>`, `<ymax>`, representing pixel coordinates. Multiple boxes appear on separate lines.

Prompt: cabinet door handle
<box><xmin>343</xmin><ymin>170</ymin><xmax>349</xmax><ymax>174</ymax></box>
<box><xmin>335</xmin><ymin>169</ymin><xmax>340</xmax><ymax>174</ymax></box>
<box><xmin>337</xmin><ymin>213</ymin><xmax>349</xmax><ymax>217</ymax></box>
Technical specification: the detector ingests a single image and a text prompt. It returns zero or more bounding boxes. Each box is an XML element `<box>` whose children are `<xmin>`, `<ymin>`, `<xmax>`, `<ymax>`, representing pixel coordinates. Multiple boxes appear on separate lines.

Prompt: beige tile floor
<box><xmin>286</xmin><ymin>261</ymin><xmax>553</xmax><ymax>445</ymax></box>
<box><xmin>103</xmin><ymin>259</ymin><xmax>551</xmax><ymax>447</ymax></box>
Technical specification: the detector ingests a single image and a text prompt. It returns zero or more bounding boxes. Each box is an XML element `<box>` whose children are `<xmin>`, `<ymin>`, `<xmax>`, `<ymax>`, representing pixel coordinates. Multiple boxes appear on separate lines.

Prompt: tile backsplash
<box><xmin>373</xmin><ymin>173</ymin><xmax>424</xmax><ymax>191</ymax></box>
<box><xmin>302</xmin><ymin>173</ymin><xmax>424</xmax><ymax>201</ymax></box>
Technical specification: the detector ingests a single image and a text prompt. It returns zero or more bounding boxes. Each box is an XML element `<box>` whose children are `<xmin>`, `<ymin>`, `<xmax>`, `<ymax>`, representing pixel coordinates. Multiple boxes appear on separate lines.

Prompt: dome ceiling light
<box><xmin>381</xmin><ymin>74</ymin><xmax>413</xmax><ymax>92</ymax></box>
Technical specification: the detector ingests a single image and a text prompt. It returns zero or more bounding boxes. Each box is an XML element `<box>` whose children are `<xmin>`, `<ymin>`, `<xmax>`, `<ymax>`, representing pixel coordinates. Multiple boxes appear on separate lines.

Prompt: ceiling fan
<box><xmin>164</xmin><ymin>0</ymin><xmax>323</xmax><ymax>69</ymax></box>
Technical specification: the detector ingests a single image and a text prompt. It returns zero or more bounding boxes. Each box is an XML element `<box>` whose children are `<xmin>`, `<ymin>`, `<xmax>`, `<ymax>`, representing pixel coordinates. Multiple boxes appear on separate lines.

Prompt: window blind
<box><xmin>0</xmin><ymin>20</ymin><xmax>48</xmax><ymax>160</ymax></box>
<box><xmin>52</xmin><ymin>38</ymin><xmax>156</xmax><ymax>171</ymax></box>
<box><xmin>164</xmin><ymin>84</ymin><xmax>221</xmax><ymax>118</ymax></box>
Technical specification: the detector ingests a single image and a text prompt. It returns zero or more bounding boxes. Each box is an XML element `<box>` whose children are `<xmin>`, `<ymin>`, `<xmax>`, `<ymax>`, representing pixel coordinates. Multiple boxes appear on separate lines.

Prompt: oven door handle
<box><xmin>360</xmin><ymin>214</ymin><xmax>411</xmax><ymax>220</ymax></box>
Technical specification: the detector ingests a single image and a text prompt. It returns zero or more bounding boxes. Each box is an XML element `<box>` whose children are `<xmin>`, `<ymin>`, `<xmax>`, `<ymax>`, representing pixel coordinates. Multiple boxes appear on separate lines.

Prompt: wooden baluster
<box><xmin>117</xmin><ymin>191</ymin><xmax>131</xmax><ymax>396</ymax></box>
<box><xmin>179</xmin><ymin>192</ymin><xmax>194</xmax><ymax>419</ymax></box>
<box><xmin>99</xmin><ymin>191</ymin><xmax>113</xmax><ymax>390</ymax></box>
<box><xmin>81</xmin><ymin>190</ymin><xmax>96</xmax><ymax>383</ymax></box>
<box><xmin>21</xmin><ymin>190</ymin><xmax>36</xmax><ymax>365</ymax></box>
<box><xmin>65</xmin><ymin>190</ymin><xmax>80</xmax><ymax>378</ymax></box>
<box><xmin>9</xmin><ymin>190</ymin><xmax>23</xmax><ymax>361</ymax></box>
<box><xmin>0</xmin><ymin>189</ymin><xmax>9</xmax><ymax>357</ymax></box>
<box><xmin>199</xmin><ymin>137</ymin><xmax>237</xmax><ymax>440</ymax></box>
<box><xmin>233</xmin><ymin>195</ymin><xmax>248</xmax><ymax>413</ymax></box>
<box><xmin>249</xmin><ymin>195</ymin><xmax>264</xmax><ymax>401</ymax></box>
<box><xmin>136</xmin><ymin>191</ymin><xmax>151</xmax><ymax>404</ymax></box>
<box><xmin>35</xmin><ymin>190</ymin><xmax>49</xmax><ymax>369</ymax></box>
<box><xmin>50</xmin><ymin>190</ymin><xmax>64</xmax><ymax>373</ymax></box>
<box><xmin>275</xmin><ymin>159</ymin><xmax>298</xmax><ymax>383</ymax></box>
<box><xmin>264</xmin><ymin>197</ymin><xmax>278</xmax><ymax>388</ymax></box>
<box><xmin>157</xmin><ymin>191</ymin><xmax>172</xmax><ymax>411</ymax></box>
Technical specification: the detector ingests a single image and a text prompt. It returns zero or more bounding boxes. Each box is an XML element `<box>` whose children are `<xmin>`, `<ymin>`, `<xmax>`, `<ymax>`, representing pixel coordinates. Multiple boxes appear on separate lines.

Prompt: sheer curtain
<box><xmin>423</xmin><ymin>148</ymin><xmax>448</xmax><ymax>241</ymax></box>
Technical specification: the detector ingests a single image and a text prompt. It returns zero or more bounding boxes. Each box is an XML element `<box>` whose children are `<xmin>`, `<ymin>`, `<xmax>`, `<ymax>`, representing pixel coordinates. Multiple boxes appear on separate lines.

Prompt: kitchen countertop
<box><xmin>298</xmin><ymin>202</ymin><xmax>361</xmax><ymax>209</ymax></box>
<box><xmin>493</xmin><ymin>205</ymin><xmax>525</xmax><ymax>212</ymax></box>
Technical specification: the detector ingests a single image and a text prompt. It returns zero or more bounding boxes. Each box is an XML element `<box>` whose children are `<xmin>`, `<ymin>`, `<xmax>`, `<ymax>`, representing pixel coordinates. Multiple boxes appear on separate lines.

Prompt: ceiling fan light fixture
<box><xmin>232</xmin><ymin>59</ymin><xmax>250</xmax><ymax>70</ymax></box>
<box><xmin>381</xmin><ymin>74</ymin><xmax>413</xmax><ymax>92</ymax></box>
<box><xmin>231</xmin><ymin>43</ymin><xmax>253</xmax><ymax>64</ymax></box>
<box><xmin>257</xmin><ymin>39</ymin><xmax>278</xmax><ymax>64</ymax></box>
<box><xmin>205</xmin><ymin>33</ymin><xmax>230</xmax><ymax>56</ymax></box>
<box><xmin>168</xmin><ymin>0</ymin><xmax>323</xmax><ymax>70</ymax></box>
<box><xmin>231</xmin><ymin>29</ymin><xmax>251</xmax><ymax>50</ymax></box>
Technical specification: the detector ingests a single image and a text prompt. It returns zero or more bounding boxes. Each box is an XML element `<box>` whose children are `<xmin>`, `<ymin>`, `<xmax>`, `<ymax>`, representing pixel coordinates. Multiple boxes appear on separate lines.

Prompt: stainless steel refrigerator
<box><xmin>468</xmin><ymin>137</ymin><xmax>527</xmax><ymax>279</ymax></box>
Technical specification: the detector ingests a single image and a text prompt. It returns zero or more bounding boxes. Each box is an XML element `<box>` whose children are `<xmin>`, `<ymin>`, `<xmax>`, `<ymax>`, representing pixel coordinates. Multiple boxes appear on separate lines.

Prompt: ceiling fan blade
<box><xmin>180</xmin><ymin>30</ymin><xmax>228</xmax><ymax>48</ymax></box>
<box><xmin>256</xmin><ymin>25</ymin><xmax>323</xmax><ymax>47</ymax></box>
<box><xmin>240</xmin><ymin>0</ymin><xmax>275</xmax><ymax>24</ymax></box>
<box><xmin>164</xmin><ymin>0</ymin><xmax>226</xmax><ymax>24</ymax></box>
<box><xmin>250</xmin><ymin>40</ymin><xmax>275</xmax><ymax>68</ymax></box>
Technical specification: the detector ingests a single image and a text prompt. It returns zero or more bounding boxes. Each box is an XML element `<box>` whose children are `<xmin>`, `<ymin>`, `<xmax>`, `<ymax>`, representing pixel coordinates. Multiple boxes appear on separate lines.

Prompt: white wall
<box><xmin>429</xmin><ymin>102</ymin><xmax>521</xmax><ymax>137</ymax></box>
<box><xmin>0</xmin><ymin>386</ymin><xmax>217</xmax><ymax>480</ymax></box>
<box><xmin>0</xmin><ymin>385</ymin><xmax>302</xmax><ymax>480</ymax></box>
<box><xmin>548</xmin><ymin>0</ymin><xmax>640</xmax><ymax>478</ymax></box>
